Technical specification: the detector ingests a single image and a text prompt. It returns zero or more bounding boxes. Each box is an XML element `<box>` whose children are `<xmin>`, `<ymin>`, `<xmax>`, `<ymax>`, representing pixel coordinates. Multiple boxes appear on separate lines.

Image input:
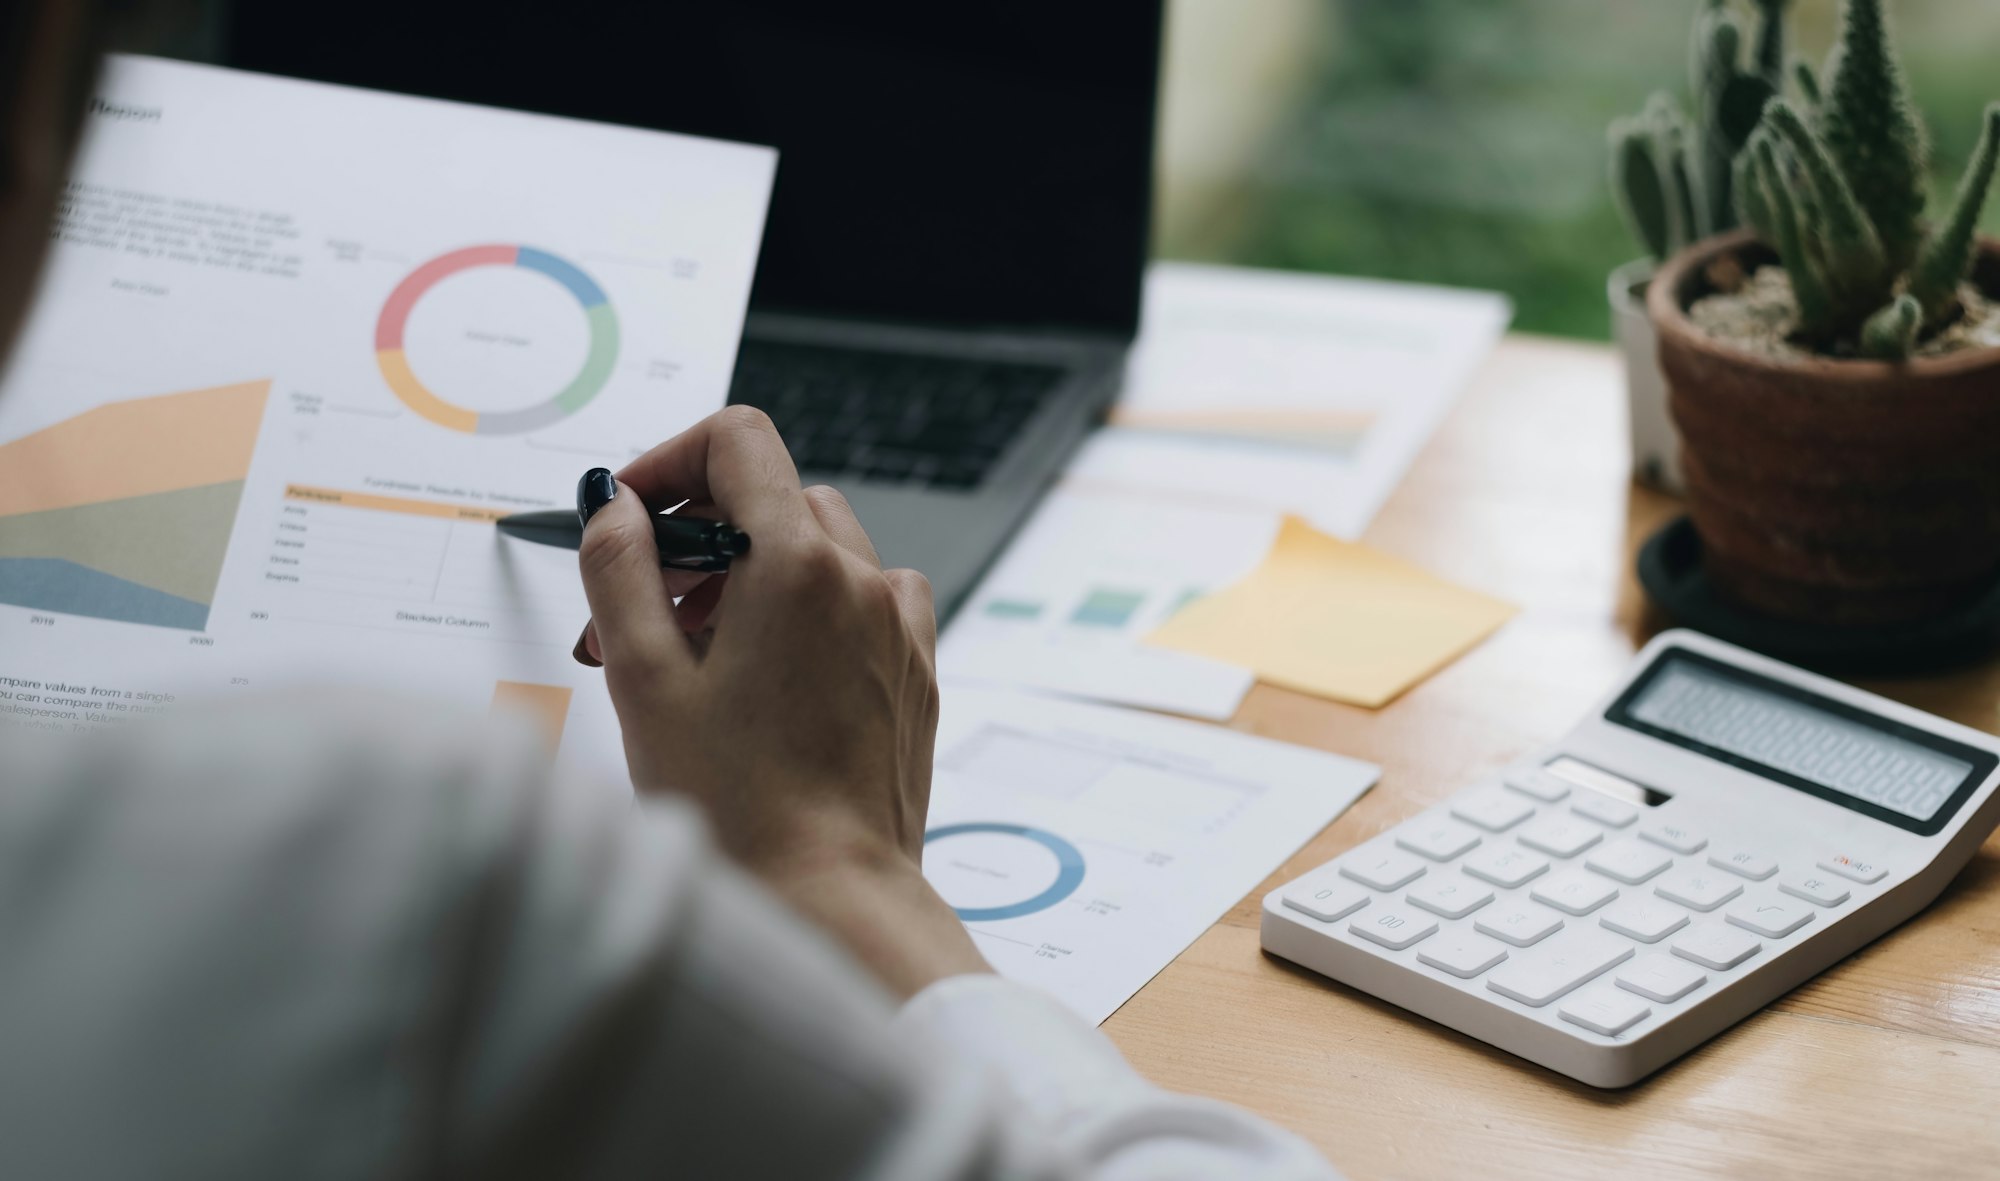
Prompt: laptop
<box><xmin>218</xmin><ymin>1</ymin><xmax>1164</xmax><ymax>613</ymax></box>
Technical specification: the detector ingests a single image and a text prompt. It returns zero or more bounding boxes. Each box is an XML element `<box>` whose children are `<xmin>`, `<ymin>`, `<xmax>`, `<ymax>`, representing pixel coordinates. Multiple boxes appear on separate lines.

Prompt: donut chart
<box><xmin>374</xmin><ymin>245</ymin><xmax>619</xmax><ymax>435</ymax></box>
<box><xmin>924</xmin><ymin>822</ymin><xmax>1088</xmax><ymax>921</ymax></box>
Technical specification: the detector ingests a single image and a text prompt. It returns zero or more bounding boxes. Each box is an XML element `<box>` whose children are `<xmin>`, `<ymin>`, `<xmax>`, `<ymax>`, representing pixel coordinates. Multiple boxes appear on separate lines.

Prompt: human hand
<box><xmin>573</xmin><ymin>406</ymin><xmax>987</xmax><ymax>996</ymax></box>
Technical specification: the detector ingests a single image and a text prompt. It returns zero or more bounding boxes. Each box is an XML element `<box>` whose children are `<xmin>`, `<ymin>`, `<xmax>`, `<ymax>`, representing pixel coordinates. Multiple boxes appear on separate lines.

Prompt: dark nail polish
<box><xmin>577</xmin><ymin>468</ymin><xmax>616</xmax><ymax>527</ymax></box>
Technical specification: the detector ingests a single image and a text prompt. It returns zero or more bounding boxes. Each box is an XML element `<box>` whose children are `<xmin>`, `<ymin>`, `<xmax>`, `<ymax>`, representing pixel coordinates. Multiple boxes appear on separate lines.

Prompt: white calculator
<box><xmin>1261</xmin><ymin>629</ymin><xmax>2000</xmax><ymax>1087</ymax></box>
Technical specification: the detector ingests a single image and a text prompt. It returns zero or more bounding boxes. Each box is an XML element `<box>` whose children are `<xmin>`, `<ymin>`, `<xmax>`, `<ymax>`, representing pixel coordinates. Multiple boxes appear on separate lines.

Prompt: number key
<box><xmin>1340</xmin><ymin>846</ymin><xmax>1428</xmax><ymax>891</ymax></box>
<box><xmin>1475</xmin><ymin>903</ymin><xmax>1566</xmax><ymax>948</ymax></box>
<box><xmin>1407</xmin><ymin>874</ymin><xmax>1495</xmax><ymax>920</ymax></box>
<box><xmin>1518</xmin><ymin>816</ymin><xmax>1604</xmax><ymax>858</ymax></box>
<box><xmin>1585</xmin><ymin>838</ymin><xmax>1673</xmax><ymax>885</ymax></box>
<box><xmin>1462</xmin><ymin>844</ymin><xmax>1551</xmax><ymax>889</ymax></box>
<box><xmin>1348</xmin><ymin>903</ymin><xmax>1439</xmax><ymax>951</ymax></box>
<box><xmin>1281</xmin><ymin>876</ymin><xmax>1371</xmax><ymax>923</ymax></box>
<box><xmin>1569</xmin><ymin>791</ymin><xmax>1637</xmax><ymax>829</ymax></box>
<box><xmin>1396</xmin><ymin>818</ymin><xmax>1483</xmax><ymax>862</ymax></box>
<box><xmin>1531</xmin><ymin>868</ymin><xmax>1620</xmax><ymax>916</ymax></box>
<box><xmin>1450</xmin><ymin>790</ymin><xmax>1536</xmax><ymax>833</ymax></box>
<box><xmin>1598</xmin><ymin>896</ymin><xmax>1689</xmax><ymax>944</ymax></box>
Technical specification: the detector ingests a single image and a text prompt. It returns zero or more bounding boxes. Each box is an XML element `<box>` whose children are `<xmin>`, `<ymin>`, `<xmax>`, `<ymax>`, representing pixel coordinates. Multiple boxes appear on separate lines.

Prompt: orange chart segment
<box><xmin>283</xmin><ymin>484</ymin><xmax>513</xmax><ymax>523</ymax></box>
<box><xmin>491</xmin><ymin>680</ymin><xmax>573</xmax><ymax>752</ymax></box>
<box><xmin>0</xmin><ymin>380</ymin><xmax>270</xmax><ymax>516</ymax></box>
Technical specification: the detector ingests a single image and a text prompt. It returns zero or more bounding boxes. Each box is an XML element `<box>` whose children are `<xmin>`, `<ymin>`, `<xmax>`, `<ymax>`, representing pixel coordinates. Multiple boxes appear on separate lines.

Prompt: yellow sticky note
<box><xmin>1147</xmin><ymin>516</ymin><xmax>1515</xmax><ymax>708</ymax></box>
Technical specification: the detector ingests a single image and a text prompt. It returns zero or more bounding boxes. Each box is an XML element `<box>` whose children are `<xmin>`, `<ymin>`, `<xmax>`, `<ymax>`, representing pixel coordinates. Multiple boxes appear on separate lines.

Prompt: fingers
<box><xmin>886</xmin><ymin>568</ymin><xmax>937</xmax><ymax>662</ymax></box>
<box><xmin>804</xmin><ymin>485</ymin><xmax>880</xmax><ymax>569</ymax></box>
<box><xmin>616</xmin><ymin>406</ymin><xmax>816</xmax><ymax>543</ymax></box>
<box><xmin>576</xmin><ymin>479</ymin><xmax>689</xmax><ymax>674</ymax></box>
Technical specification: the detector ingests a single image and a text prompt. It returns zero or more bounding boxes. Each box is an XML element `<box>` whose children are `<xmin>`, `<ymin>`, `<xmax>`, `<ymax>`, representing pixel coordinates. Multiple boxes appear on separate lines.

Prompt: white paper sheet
<box><xmin>924</xmin><ymin>685</ymin><xmax>1378</xmax><ymax>1024</ymax></box>
<box><xmin>938</xmin><ymin>487</ymin><xmax>1278</xmax><ymax>719</ymax></box>
<box><xmin>1067</xmin><ymin>262</ymin><xmax>1511</xmax><ymax>539</ymax></box>
<box><xmin>0</xmin><ymin>57</ymin><xmax>773</xmax><ymax>780</ymax></box>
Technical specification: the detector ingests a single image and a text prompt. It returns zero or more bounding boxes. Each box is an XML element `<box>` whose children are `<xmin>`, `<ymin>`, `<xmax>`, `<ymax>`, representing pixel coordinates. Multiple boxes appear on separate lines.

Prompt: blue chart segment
<box><xmin>925</xmin><ymin>822</ymin><xmax>1088</xmax><ymax>921</ymax></box>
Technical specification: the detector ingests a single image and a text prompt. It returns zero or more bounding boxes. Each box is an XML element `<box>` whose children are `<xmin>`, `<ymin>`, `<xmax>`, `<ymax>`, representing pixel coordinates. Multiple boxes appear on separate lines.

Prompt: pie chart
<box><xmin>375</xmin><ymin>244</ymin><xmax>620</xmax><ymax>435</ymax></box>
<box><xmin>923</xmin><ymin>822</ymin><xmax>1088</xmax><ymax>921</ymax></box>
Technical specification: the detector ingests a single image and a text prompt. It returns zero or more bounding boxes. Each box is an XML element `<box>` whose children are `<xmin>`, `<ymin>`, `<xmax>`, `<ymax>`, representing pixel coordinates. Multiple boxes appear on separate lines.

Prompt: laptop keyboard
<box><xmin>727</xmin><ymin>339</ymin><xmax>1066</xmax><ymax>489</ymax></box>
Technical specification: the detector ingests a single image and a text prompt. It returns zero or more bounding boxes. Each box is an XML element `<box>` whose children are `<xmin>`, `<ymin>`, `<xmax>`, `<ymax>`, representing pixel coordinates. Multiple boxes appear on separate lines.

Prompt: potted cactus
<box><xmin>1647</xmin><ymin>0</ymin><xmax>2000</xmax><ymax>628</ymax></box>
<box><xmin>1608</xmin><ymin>0</ymin><xmax>1788</xmax><ymax>491</ymax></box>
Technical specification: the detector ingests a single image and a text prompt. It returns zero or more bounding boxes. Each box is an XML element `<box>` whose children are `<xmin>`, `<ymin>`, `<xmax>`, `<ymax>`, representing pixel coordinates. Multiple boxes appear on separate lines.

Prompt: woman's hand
<box><xmin>574</xmin><ymin>406</ymin><xmax>987</xmax><ymax>997</ymax></box>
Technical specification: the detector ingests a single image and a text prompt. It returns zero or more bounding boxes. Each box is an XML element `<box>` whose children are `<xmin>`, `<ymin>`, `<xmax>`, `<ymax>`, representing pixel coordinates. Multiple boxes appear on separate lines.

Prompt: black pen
<box><xmin>496</xmin><ymin>510</ymin><xmax>751</xmax><ymax>572</ymax></box>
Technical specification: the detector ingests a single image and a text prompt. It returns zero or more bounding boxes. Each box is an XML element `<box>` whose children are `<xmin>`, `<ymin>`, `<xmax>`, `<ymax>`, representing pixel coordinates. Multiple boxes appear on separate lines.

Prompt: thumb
<box><xmin>577</xmin><ymin>477</ymin><xmax>689</xmax><ymax>674</ymax></box>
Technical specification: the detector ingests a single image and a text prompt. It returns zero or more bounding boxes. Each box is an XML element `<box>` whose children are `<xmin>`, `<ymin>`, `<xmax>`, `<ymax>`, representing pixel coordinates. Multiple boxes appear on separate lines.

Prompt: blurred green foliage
<box><xmin>1162</xmin><ymin>0</ymin><xmax>2000</xmax><ymax>340</ymax></box>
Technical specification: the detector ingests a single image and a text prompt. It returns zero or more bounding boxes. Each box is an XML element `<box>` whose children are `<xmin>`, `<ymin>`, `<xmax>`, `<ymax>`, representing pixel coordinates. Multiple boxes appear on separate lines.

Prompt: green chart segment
<box><xmin>0</xmin><ymin>381</ymin><xmax>267</xmax><ymax>631</ymax></box>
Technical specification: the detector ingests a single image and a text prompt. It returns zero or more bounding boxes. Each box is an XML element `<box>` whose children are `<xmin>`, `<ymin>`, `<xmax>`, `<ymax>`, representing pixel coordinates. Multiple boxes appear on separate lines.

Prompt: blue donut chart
<box><xmin>925</xmin><ymin>822</ymin><xmax>1088</xmax><ymax>921</ymax></box>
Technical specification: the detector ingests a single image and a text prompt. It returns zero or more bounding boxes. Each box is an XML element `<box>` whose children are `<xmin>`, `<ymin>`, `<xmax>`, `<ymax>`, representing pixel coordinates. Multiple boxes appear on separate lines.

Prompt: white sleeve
<box><xmin>895</xmin><ymin>976</ymin><xmax>1342</xmax><ymax>1181</ymax></box>
<box><xmin>0</xmin><ymin>694</ymin><xmax>1342</xmax><ymax>1181</ymax></box>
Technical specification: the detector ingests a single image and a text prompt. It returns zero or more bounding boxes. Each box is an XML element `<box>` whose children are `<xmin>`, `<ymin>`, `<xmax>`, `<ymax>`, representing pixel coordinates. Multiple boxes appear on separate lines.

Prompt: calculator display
<box><xmin>1608</xmin><ymin>651</ymin><xmax>1992</xmax><ymax>834</ymax></box>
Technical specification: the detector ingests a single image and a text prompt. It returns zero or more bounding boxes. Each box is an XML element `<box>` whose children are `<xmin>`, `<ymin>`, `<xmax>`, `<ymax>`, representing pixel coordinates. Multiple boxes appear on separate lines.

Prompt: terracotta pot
<box><xmin>1649</xmin><ymin>230</ymin><xmax>2000</xmax><ymax>626</ymax></box>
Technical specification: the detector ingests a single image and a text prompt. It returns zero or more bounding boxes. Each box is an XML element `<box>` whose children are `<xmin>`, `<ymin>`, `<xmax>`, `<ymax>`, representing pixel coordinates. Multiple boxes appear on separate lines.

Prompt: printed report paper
<box><xmin>0</xmin><ymin>56</ymin><xmax>774</xmax><ymax>777</ymax></box>
<box><xmin>938</xmin><ymin>487</ymin><xmax>1279</xmax><ymax>720</ymax></box>
<box><xmin>1067</xmin><ymin>261</ymin><xmax>1511</xmax><ymax>540</ymax></box>
<box><xmin>924</xmin><ymin>685</ymin><xmax>1379</xmax><ymax>1024</ymax></box>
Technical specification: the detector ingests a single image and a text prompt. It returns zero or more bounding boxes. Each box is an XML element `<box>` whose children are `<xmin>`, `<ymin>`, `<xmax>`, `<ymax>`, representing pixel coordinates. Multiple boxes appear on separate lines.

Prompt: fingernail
<box><xmin>577</xmin><ymin>468</ymin><xmax>616</xmax><ymax>527</ymax></box>
<box><xmin>572</xmin><ymin>622</ymin><xmax>601</xmax><ymax>667</ymax></box>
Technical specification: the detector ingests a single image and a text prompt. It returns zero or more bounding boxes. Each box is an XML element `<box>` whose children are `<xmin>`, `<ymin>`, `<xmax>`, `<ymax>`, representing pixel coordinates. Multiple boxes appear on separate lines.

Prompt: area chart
<box><xmin>0</xmin><ymin>381</ymin><xmax>269</xmax><ymax>630</ymax></box>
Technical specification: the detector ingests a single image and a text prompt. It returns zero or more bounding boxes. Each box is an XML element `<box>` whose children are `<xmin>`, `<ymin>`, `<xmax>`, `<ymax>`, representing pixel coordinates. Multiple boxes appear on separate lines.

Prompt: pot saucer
<box><xmin>1637</xmin><ymin>515</ymin><xmax>2000</xmax><ymax>675</ymax></box>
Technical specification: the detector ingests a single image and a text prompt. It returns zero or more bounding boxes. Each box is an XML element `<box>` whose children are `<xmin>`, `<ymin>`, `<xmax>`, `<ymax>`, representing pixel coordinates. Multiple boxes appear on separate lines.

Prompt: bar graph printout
<box><xmin>925</xmin><ymin>686</ymin><xmax>1378</xmax><ymax>1024</ymax></box>
<box><xmin>0</xmin><ymin>56</ymin><xmax>774</xmax><ymax>776</ymax></box>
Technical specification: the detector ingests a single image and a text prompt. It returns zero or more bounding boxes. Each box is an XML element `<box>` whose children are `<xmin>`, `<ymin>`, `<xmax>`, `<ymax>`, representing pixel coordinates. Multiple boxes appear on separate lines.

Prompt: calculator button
<box><xmin>1653</xmin><ymin>868</ymin><xmax>1743</xmax><ymax>912</ymax></box>
<box><xmin>1672</xmin><ymin>924</ymin><xmax>1762</xmax><ymax>971</ymax></box>
<box><xmin>1569</xmin><ymin>791</ymin><xmax>1638</xmax><ymax>829</ymax></box>
<box><xmin>1348</xmin><ymin>904</ymin><xmax>1439</xmax><ymax>951</ymax></box>
<box><xmin>1417</xmin><ymin>932</ymin><xmax>1510</xmax><ymax>979</ymax></box>
<box><xmin>1461</xmin><ymin>845</ymin><xmax>1550</xmax><ymax>889</ymax></box>
<box><xmin>1598</xmin><ymin>897</ymin><xmax>1689</xmax><ymax>944</ymax></box>
<box><xmin>1450</xmin><ymin>791</ymin><xmax>1535</xmax><ymax>833</ymax></box>
<box><xmin>1727</xmin><ymin>900</ymin><xmax>1814</xmax><ymax>938</ymax></box>
<box><xmin>1406</xmin><ymin>875</ymin><xmax>1495</xmax><ymax>920</ymax></box>
<box><xmin>1503</xmin><ymin>766</ymin><xmax>1572</xmax><ymax>802</ymax></box>
<box><xmin>1585</xmin><ymin>838</ymin><xmax>1674</xmax><ymax>885</ymax></box>
<box><xmin>1485</xmin><ymin>928</ymin><xmax>1633</xmax><ymax>1007</ymax></box>
<box><xmin>1616</xmin><ymin>953</ymin><xmax>1708</xmax><ymax>1003</ymax></box>
<box><xmin>1639</xmin><ymin>821</ymin><xmax>1707</xmax><ymax>855</ymax></box>
<box><xmin>1517</xmin><ymin>816</ymin><xmax>1603</xmax><ymax>859</ymax></box>
<box><xmin>1531</xmin><ymin>869</ymin><xmax>1620</xmax><ymax>916</ymax></box>
<box><xmin>1395</xmin><ymin>818</ymin><xmax>1483</xmax><ymax>862</ymax></box>
<box><xmin>1282</xmin><ymin>877</ymin><xmax>1371</xmax><ymax>923</ymax></box>
<box><xmin>1340</xmin><ymin>847</ymin><xmax>1428</xmax><ymax>891</ymax></box>
<box><xmin>1560</xmin><ymin>987</ymin><xmax>1653</xmax><ymax>1036</ymax></box>
<box><xmin>1475</xmin><ymin>903</ymin><xmax>1566</xmax><ymax>948</ymax></box>
<box><xmin>1779</xmin><ymin>875</ymin><xmax>1851</xmax><ymax>907</ymax></box>
<box><xmin>1818</xmin><ymin>854</ymin><xmax>1887</xmax><ymax>884</ymax></box>
<box><xmin>1708</xmin><ymin>849</ymin><xmax>1778</xmax><ymax>881</ymax></box>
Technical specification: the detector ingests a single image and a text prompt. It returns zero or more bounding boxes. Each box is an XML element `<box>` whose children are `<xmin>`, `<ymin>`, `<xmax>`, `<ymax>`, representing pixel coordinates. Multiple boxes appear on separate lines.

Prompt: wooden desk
<box><xmin>1103</xmin><ymin>335</ymin><xmax>2000</xmax><ymax>1179</ymax></box>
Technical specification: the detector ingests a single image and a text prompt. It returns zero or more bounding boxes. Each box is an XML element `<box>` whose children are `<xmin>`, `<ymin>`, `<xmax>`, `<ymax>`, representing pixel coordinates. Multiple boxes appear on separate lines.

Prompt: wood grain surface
<box><xmin>1100</xmin><ymin>335</ymin><xmax>2000</xmax><ymax>1180</ymax></box>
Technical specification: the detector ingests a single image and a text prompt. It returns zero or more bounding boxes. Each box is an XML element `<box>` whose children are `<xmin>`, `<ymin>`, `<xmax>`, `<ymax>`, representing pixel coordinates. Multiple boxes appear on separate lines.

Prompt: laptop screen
<box><xmin>220</xmin><ymin>1</ymin><xmax>1161</xmax><ymax>339</ymax></box>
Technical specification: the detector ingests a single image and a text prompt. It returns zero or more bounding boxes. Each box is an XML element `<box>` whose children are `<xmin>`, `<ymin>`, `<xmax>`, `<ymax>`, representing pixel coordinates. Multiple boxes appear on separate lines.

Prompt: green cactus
<box><xmin>1819</xmin><ymin>0</ymin><xmax>1929</xmax><ymax>274</ymax></box>
<box><xmin>1731</xmin><ymin>1</ymin><xmax>2000</xmax><ymax>360</ymax></box>
<box><xmin>1860</xmin><ymin>294</ymin><xmax>1922</xmax><ymax>360</ymax></box>
<box><xmin>1611</xmin><ymin>0</ymin><xmax>1786</xmax><ymax>263</ymax></box>
<box><xmin>1610</xmin><ymin>97</ymin><xmax>1698</xmax><ymax>263</ymax></box>
<box><xmin>1907</xmin><ymin>104</ymin><xmax>2000</xmax><ymax>326</ymax></box>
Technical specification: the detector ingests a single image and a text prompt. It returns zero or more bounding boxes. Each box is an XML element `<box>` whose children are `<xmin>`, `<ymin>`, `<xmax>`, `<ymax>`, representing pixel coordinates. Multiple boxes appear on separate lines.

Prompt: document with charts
<box><xmin>924</xmin><ymin>686</ymin><xmax>1378</xmax><ymax>1023</ymax></box>
<box><xmin>0</xmin><ymin>56</ymin><xmax>774</xmax><ymax>776</ymax></box>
